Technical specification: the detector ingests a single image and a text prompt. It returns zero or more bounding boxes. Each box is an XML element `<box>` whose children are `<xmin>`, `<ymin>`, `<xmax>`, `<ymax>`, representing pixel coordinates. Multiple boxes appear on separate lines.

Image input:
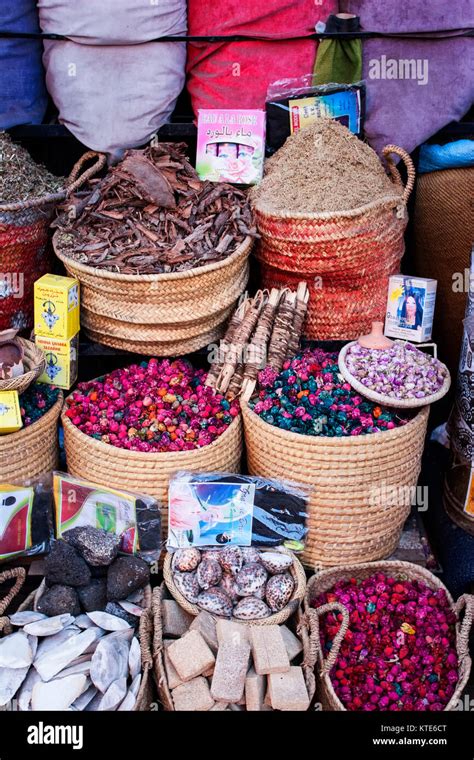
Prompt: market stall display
<box><xmin>243</xmin><ymin>349</ymin><xmax>429</xmax><ymax>567</ymax></box>
<box><xmin>302</xmin><ymin>561</ymin><xmax>474</xmax><ymax>712</ymax></box>
<box><xmin>152</xmin><ymin>584</ymin><xmax>309</xmax><ymax>711</ymax></box>
<box><xmin>163</xmin><ymin>546</ymin><xmax>306</xmax><ymax>624</ymax></box>
<box><xmin>54</xmin><ymin>143</ymin><xmax>254</xmax><ymax>354</ymax></box>
<box><xmin>251</xmin><ymin>119</ymin><xmax>415</xmax><ymax>340</ymax></box>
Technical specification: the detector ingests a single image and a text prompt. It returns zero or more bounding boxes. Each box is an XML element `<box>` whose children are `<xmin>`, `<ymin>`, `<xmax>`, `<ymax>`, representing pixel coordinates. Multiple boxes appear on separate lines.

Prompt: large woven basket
<box><xmin>62</xmin><ymin>404</ymin><xmax>243</xmax><ymax>536</ymax></box>
<box><xmin>0</xmin><ymin>151</ymin><xmax>106</xmax><ymax>332</ymax></box>
<box><xmin>54</xmin><ymin>233</ymin><xmax>252</xmax><ymax>355</ymax></box>
<box><xmin>0</xmin><ymin>391</ymin><xmax>63</xmax><ymax>484</ymax></box>
<box><xmin>0</xmin><ymin>338</ymin><xmax>46</xmax><ymax>395</ymax></box>
<box><xmin>301</xmin><ymin>561</ymin><xmax>474</xmax><ymax>712</ymax></box>
<box><xmin>254</xmin><ymin>146</ymin><xmax>415</xmax><ymax>341</ymax></box>
<box><xmin>163</xmin><ymin>547</ymin><xmax>307</xmax><ymax>626</ymax></box>
<box><xmin>242</xmin><ymin>402</ymin><xmax>429</xmax><ymax>568</ymax></box>
<box><xmin>8</xmin><ymin>579</ymin><xmax>154</xmax><ymax>711</ymax></box>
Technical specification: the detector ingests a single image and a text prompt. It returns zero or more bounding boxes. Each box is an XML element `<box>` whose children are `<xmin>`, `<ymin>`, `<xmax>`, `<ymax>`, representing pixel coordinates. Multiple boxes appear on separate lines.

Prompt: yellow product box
<box><xmin>0</xmin><ymin>391</ymin><xmax>23</xmax><ymax>434</ymax></box>
<box><xmin>34</xmin><ymin>274</ymin><xmax>80</xmax><ymax>340</ymax></box>
<box><xmin>36</xmin><ymin>334</ymin><xmax>79</xmax><ymax>390</ymax></box>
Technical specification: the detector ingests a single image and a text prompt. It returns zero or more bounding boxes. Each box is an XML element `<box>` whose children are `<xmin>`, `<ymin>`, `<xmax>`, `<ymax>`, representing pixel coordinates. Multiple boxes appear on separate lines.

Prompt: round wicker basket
<box><xmin>163</xmin><ymin>547</ymin><xmax>306</xmax><ymax>626</ymax></box>
<box><xmin>54</xmin><ymin>233</ymin><xmax>252</xmax><ymax>355</ymax></box>
<box><xmin>0</xmin><ymin>391</ymin><xmax>63</xmax><ymax>484</ymax></box>
<box><xmin>302</xmin><ymin>561</ymin><xmax>474</xmax><ymax>712</ymax></box>
<box><xmin>253</xmin><ymin>146</ymin><xmax>415</xmax><ymax>341</ymax></box>
<box><xmin>242</xmin><ymin>402</ymin><xmax>429</xmax><ymax>568</ymax></box>
<box><xmin>0</xmin><ymin>338</ymin><xmax>46</xmax><ymax>395</ymax></box>
<box><xmin>338</xmin><ymin>340</ymin><xmax>451</xmax><ymax>409</ymax></box>
<box><xmin>62</xmin><ymin>406</ymin><xmax>243</xmax><ymax>536</ymax></box>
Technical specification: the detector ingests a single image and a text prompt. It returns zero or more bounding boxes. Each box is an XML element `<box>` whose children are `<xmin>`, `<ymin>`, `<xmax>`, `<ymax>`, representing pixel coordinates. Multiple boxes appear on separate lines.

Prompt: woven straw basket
<box><xmin>0</xmin><ymin>391</ymin><xmax>62</xmax><ymax>485</ymax></box>
<box><xmin>301</xmin><ymin>561</ymin><xmax>474</xmax><ymax>712</ymax></box>
<box><xmin>54</xmin><ymin>233</ymin><xmax>252</xmax><ymax>355</ymax></box>
<box><xmin>1</xmin><ymin>578</ymin><xmax>154</xmax><ymax>711</ymax></box>
<box><xmin>62</xmin><ymin>404</ymin><xmax>243</xmax><ymax>535</ymax></box>
<box><xmin>242</xmin><ymin>402</ymin><xmax>429</xmax><ymax>568</ymax></box>
<box><xmin>0</xmin><ymin>338</ymin><xmax>46</xmax><ymax>395</ymax></box>
<box><xmin>163</xmin><ymin>547</ymin><xmax>307</xmax><ymax>626</ymax></box>
<box><xmin>338</xmin><ymin>341</ymin><xmax>451</xmax><ymax>409</ymax></box>
<box><xmin>254</xmin><ymin>146</ymin><xmax>415</xmax><ymax>341</ymax></box>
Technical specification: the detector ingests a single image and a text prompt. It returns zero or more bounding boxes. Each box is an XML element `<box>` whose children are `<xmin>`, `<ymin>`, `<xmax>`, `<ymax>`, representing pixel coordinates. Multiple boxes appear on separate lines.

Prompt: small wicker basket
<box><xmin>302</xmin><ymin>561</ymin><xmax>474</xmax><ymax>712</ymax></box>
<box><xmin>0</xmin><ymin>338</ymin><xmax>46</xmax><ymax>395</ymax></box>
<box><xmin>242</xmin><ymin>401</ymin><xmax>429</xmax><ymax>568</ymax></box>
<box><xmin>163</xmin><ymin>547</ymin><xmax>307</xmax><ymax>626</ymax></box>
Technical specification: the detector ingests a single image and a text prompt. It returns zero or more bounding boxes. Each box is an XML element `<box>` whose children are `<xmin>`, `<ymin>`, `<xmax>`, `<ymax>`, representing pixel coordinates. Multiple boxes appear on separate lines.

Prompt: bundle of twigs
<box><xmin>54</xmin><ymin>143</ymin><xmax>258</xmax><ymax>275</ymax></box>
<box><xmin>206</xmin><ymin>282</ymin><xmax>309</xmax><ymax>399</ymax></box>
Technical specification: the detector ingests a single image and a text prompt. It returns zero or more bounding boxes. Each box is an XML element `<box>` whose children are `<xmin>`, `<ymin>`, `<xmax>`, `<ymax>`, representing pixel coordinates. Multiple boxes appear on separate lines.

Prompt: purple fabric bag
<box><xmin>341</xmin><ymin>0</ymin><xmax>474</xmax><ymax>156</ymax></box>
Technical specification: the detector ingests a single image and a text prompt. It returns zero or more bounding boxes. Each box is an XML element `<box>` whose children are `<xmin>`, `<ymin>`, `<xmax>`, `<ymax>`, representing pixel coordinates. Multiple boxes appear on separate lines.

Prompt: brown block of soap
<box><xmin>250</xmin><ymin>625</ymin><xmax>290</xmax><ymax>675</ymax></box>
<box><xmin>190</xmin><ymin>611</ymin><xmax>219</xmax><ymax>653</ymax></box>
<box><xmin>216</xmin><ymin>619</ymin><xmax>250</xmax><ymax>646</ymax></box>
<box><xmin>162</xmin><ymin>600</ymin><xmax>193</xmax><ymax>638</ymax></box>
<box><xmin>168</xmin><ymin>630</ymin><xmax>215</xmax><ymax>682</ymax></box>
<box><xmin>172</xmin><ymin>677</ymin><xmax>215</xmax><ymax>711</ymax></box>
<box><xmin>245</xmin><ymin>667</ymin><xmax>266</xmax><ymax>711</ymax></box>
<box><xmin>163</xmin><ymin>640</ymin><xmax>184</xmax><ymax>689</ymax></box>
<box><xmin>211</xmin><ymin>640</ymin><xmax>251</xmax><ymax>703</ymax></box>
<box><xmin>268</xmin><ymin>667</ymin><xmax>310</xmax><ymax>711</ymax></box>
<box><xmin>280</xmin><ymin>625</ymin><xmax>303</xmax><ymax>661</ymax></box>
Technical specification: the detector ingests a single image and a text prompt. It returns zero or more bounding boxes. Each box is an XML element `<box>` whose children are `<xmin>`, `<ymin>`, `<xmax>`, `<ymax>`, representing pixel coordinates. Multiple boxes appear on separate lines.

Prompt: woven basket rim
<box><xmin>163</xmin><ymin>546</ymin><xmax>307</xmax><ymax>625</ymax></box>
<box><xmin>0</xmin><ymin>389</ymin><xmax>63</xmax><ymax>447</ymax></box>
<box><xmin>338</xmin><ymin>341</ymin><xmax>451</xmax><ymax>409</ymax></box>
<box><xmin>62</xmin><ymin>399</ymin><xmax>242</xmax><ymax>461</ymax></box>
<box><xmin>242</xmin><ymin>400</ymin><xmax>429</xmax><ymax>447</ymax></box>
<box><xmin>54</xmin><ymin>231</ymin><xmax>252</xmax><ymax>283</ymax></box>
<box><xmin>253</xmin><ymin>192</ymin><xmax>405</xmax><ymax>223</ymax></box>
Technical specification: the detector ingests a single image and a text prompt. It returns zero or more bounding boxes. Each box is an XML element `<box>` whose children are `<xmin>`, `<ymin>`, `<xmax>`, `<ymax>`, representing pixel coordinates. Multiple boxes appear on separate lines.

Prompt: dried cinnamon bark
<box><xmin>54</xmin><ymin>143</ymin><xmax>257</xmax><ymax>275</ymax></box>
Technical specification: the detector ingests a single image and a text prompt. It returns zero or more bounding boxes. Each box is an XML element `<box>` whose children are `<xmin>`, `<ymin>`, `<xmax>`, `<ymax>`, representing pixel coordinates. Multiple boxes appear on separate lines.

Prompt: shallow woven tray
<box><xmin>338</xmin><ymin>340</ymin><xmax>451</xmax><ymax>408</ymax></box>
<box><xmin>0</xmin><ymin>338</ymin><xmax>45</xmax><ymax>395</ymax></box>
<box><xmin>302</xmin><ymin>561</ymin><xmax>474</xmax><ymax>712</ymax></box>
<box><xmin>163</xmin><ymin>547</ymin><xmax>307</xmax><ymax>626</ymax></box>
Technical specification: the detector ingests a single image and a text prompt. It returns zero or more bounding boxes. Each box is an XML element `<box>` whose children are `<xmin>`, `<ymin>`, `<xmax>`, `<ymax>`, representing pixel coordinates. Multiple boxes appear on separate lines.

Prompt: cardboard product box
<box><xmin>36</xmin><ymin>334</ymin><xmax>79</xmax><ymax>390</ymax></box>
<box><xmin>196</xmin><ymin>109</ymin><xmax>265</xmax><ymax>185</ymax></box>
<box><xmin>0</xmin><ymin>390</ymin><xmax>23</xmax><ymax>434</ymax></box>
<box><xmin>385</xmin><ymin>275</ymin><xmax>437</xmax><ymax>343</ymax></box>
<box><xmin>34</xmin><ymin>274</ymin><xmax>80</xmax><ymax>340</ymax></box>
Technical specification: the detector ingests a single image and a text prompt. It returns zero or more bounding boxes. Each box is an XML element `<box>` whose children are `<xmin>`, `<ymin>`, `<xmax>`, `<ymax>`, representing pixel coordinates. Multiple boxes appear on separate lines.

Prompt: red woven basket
<box><xmin>253</xmin><ymin>145</ymin><xmax>415</xmax><ymax>341</ymax></box>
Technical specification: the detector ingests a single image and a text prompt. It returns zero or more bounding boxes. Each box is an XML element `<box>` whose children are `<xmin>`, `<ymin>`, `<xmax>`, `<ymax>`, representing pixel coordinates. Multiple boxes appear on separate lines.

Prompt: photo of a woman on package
<box><xmin>400</xmin><ymin>291</ymin><xmax>424</xmax><ymax>329</ymax></box>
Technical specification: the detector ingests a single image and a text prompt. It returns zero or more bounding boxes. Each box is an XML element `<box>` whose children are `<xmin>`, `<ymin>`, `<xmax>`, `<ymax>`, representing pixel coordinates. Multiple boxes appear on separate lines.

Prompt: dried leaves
<box><xmin>55</xmin><ymin>143</ymin><xmax>257</xmax><ymax>275</ymax></box>
<box><xmin>0</xmin><ymin>132</ymin><xmax>64</xmax><ymax>203</ymax></box>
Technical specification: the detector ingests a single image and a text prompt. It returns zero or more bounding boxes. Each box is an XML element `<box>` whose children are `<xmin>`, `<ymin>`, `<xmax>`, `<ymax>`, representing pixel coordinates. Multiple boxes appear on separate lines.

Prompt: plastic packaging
<box><xmin>52</xmin><ymin>472</ymin><xmax>162</xmax><ymax>563</ymax></box>
<box><xmin>0</xmin><ymin>477</ymin><xmax>54</xmax><ymax>562</ymax></box>
<box><xmin>265</xmin><ymin>76</ymin><xmax>365</xmax><ymax>155</ymax></box>
<box><xmin>168</xmin><ymin>470</ymin><xmax>309</xmax><ymax>551</ymax></box>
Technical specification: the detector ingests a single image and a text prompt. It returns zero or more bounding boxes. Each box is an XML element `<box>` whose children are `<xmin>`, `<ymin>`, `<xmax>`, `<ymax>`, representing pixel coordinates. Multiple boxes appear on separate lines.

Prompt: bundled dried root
<box><xmin>207</xmin><ymin>282</ymin><xmax>309</xmax><ymax>400</ymax></box>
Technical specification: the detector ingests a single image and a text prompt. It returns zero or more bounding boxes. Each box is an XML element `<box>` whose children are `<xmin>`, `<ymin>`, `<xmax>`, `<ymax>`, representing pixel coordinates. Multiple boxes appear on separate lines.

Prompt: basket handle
<box><xmin>0</xmin><ymin>567</ymin><xmax>26</xmax><ymax>616</ymax></box>
<box><xmin>455</xmin><ymin>594</ymin><xmax>474</xmax><ymax>658</ymax></box>
<box><xmin>66</xmin><ymin>151</ymin><xmax>107</xmax><ymax>195</ymax></box>
<box><xmin>307</xmin><ymin>601</ymin><xmax>350</xmax><ymax>675</ymax></box>
<box><xmin>382</xmin><ymin>144</ymin><xmax>416</xmax><ymax>206</ymax></box>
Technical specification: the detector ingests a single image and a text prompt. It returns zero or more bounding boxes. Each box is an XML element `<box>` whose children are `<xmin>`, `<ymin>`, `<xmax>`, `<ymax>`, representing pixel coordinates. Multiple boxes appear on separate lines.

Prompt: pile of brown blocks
<box><xmin>162</xmin><ymin>601</ymin><xmax>310</xmax><ymax>711</ymax></box>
